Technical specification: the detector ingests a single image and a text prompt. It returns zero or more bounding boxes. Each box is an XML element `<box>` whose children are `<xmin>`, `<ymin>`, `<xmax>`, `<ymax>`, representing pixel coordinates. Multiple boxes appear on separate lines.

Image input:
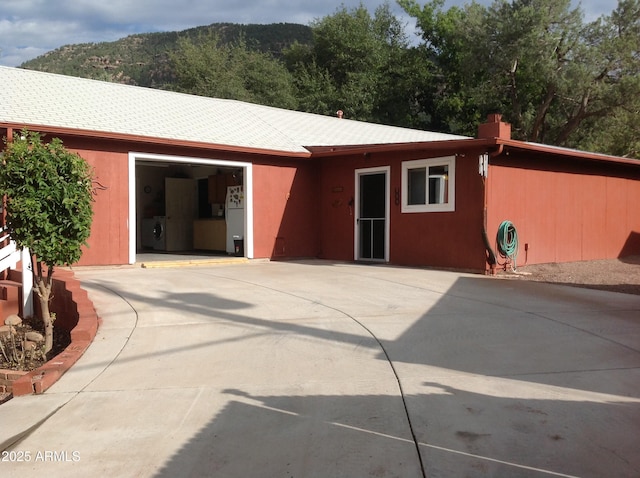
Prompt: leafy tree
<box><xmin>285</xmin><ymin>2</ymin><xmax>429</xmax><ymax>127</ymax></box>
<box><xmin>170</xmin><ymin>31</ymin><xmax>298</xmax><ymax>109</ymax></box>
<box><xmin>397</xmin><ymin>0</ymin><xmax>479</xmax><ymax>133</ymax></box>
<box><xmin>400</xmin><ymin>0</ymin><xmax>640</xmax><ymax>156</ymax></box>
<box><xmin>0</xmin><ymin>131</ymin><xmax>94</xmax><ymax>354</ymax></box>
<box><xmin>566</xmin><ymin>0</ymin><xmax>640</xmax><ymax>156</ymax></box>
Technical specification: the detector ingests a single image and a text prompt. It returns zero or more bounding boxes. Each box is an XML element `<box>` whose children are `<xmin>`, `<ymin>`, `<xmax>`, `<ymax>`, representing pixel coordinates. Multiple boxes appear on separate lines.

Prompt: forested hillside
<box><xmin>21</xmin><ymin>23</ymin><xmax>313</xmax><ymax>88</ymax></box>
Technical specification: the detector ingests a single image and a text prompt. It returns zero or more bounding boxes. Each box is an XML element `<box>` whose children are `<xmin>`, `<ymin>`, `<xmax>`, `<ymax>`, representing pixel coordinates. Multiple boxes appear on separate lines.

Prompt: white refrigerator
<box><xmin>225</xmin><ymin>185</ymin><xmax>244</xmax><ymax>255</ymax></box>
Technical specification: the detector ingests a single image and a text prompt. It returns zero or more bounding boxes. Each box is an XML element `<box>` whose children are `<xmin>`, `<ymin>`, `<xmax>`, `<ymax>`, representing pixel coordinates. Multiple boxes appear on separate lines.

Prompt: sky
<box><xmin>0</xmin><ymin>0</ymin><xmax>618</xmax><ymax>67</ymax></box>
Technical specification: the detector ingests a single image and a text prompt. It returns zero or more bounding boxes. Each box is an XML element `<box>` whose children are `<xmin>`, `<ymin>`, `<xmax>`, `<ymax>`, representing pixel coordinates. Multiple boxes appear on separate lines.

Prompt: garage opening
<box><xmin>128</xmin><ymin>153</ymin><xmax>253</xmax><ymax>264</ymax></box>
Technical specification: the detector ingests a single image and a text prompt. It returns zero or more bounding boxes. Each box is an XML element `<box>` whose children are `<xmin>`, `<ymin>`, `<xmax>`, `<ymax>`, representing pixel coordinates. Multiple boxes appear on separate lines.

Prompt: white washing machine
<box><xmin>153</xmin><ymin>216</ymin><xmax>166</xmax><ymax>251</ymax></box>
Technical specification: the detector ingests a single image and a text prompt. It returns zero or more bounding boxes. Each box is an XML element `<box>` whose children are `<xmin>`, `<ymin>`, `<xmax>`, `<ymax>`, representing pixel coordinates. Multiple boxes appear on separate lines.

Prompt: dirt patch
<box><xmin>0</xmin><ymin>319</ymin><xmax>70</xmax><ymax>371</ymax></box>
<box><xmin>500</xmin><ymin>255</ymin><xmax>640</xmax><ymax>296</ymax></box>
<box><xmin>0</xmin><ymin>321</ymin><xmax>70</xmax><ymax>403</ymax></box>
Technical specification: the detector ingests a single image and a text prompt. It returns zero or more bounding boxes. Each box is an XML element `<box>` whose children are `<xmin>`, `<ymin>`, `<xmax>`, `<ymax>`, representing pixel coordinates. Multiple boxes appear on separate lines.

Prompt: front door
<box><xmin>355</xmin><ymin>167</ymin><xmax>389</xmax><ymax>261</ymax></box>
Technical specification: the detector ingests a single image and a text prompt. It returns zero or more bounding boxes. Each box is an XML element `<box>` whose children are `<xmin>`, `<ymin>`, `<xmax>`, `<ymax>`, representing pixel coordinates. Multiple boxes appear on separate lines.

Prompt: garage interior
<box><xmin>135</xmin><ymin>161</ymin><xmax>244</xmax><ymax>259</ymax></box>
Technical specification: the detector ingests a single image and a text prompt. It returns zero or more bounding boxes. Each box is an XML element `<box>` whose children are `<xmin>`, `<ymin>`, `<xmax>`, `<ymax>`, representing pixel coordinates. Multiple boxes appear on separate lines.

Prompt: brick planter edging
<box><xmin>0</xmin><ymin>370</ymin><xmax>28</xmax><ymax>398</ymax></box>
<box><xmin>10</xmin><ymin>269</ymin><xmax>99</xmax><ymax>396</ymax></box>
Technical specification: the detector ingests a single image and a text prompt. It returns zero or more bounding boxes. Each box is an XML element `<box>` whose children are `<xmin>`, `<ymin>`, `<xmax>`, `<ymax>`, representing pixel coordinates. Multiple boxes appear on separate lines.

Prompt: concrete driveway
<box><xmin>1</xmin><ymin>260</ymin><xmax>639</xmax><ymax>477</ymax></box>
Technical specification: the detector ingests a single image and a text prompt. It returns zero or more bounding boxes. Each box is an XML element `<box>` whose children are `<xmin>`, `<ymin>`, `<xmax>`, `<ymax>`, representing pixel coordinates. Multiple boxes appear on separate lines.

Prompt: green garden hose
<box><xmin>497</xmin><ymin>220</ymin><xmax>518</xmax><ymax>264</ymax></box>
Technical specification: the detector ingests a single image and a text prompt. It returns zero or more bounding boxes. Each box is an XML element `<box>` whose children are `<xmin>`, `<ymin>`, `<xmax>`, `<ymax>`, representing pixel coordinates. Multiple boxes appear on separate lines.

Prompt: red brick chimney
<box><xmin>477</xmin><ymin>113</ymin><xmax>511</xmax><ymax>139</ymax></box>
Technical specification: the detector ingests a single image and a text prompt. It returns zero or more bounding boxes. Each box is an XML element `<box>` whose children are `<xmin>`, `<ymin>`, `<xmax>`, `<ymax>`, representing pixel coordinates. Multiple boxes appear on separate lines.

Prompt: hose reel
<box><xmin>496</xmin><ymin>220</ymin><xmax>518</xmax><ymax>269</ymax></box>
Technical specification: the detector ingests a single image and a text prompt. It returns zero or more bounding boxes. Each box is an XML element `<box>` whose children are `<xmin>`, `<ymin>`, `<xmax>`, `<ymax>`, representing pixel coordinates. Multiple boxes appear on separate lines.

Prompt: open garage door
<box><xmin>128</xmin><ymin>152</ymin><xmax>253</xmax><ymax>264</ymax></box>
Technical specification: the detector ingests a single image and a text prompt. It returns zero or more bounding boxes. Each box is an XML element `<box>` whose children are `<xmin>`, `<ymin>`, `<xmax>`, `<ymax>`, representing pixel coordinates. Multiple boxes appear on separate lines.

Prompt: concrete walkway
<box><xmin>1</xmin><ymin>260</ymin><xmax>639</xmax><ymax>477</ymax></box>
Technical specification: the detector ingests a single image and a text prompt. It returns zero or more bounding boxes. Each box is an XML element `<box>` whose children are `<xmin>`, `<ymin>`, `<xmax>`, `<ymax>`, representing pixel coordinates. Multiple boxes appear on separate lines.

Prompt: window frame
<box><xmin>401</xmin><ymin>156</ymin><xmax>456</xmax><ymax>213</ymax></box>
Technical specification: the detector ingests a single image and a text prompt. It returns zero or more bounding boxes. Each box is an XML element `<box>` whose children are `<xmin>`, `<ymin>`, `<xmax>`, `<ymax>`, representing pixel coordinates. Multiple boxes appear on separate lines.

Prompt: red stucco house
<box><xmin>2</xmin><ymin>66</ymin><xmax>639</xmax><ymax>273</ymax></box>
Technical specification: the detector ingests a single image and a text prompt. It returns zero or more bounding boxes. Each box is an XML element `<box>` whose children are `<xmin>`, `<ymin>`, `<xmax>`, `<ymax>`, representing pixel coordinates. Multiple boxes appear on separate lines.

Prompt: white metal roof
<box><xmin>0</xmin><ymin>66</ymin><xmax>468</xmax><ymax>155</ymax></box>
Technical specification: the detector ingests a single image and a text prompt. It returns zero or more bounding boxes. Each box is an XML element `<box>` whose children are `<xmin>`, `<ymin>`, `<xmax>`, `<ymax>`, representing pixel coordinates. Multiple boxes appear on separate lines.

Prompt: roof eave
<box><xmin>496</xmin><ymin>138</ymin><xmax>640</xmax><ymax>167</ymax></box>
<box><xmin>306</xmin><ymin>138</ymin><xmax>490</xmax><ymax>158</ymax></box>
<box><xmin>3</xmin><ymin>121</ymin><xmax>636</xmax><ymax>167</ymax></box>
<box><xmin>307</xmin><ymin>137</ymin><xmax>639</xmax><ymax>167</ymax></box>
<box><xmin>0</xmin><ymin>123</ymin><xmax>313</xmax><ymax>159</ymax></box>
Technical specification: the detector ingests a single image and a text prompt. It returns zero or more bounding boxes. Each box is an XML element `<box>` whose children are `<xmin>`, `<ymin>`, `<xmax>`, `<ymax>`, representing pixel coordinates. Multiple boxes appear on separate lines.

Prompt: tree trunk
<box><xmin>530</xmin><ymin>84</ymin><xmax>556</xmax><ymax>142</ymax></box>
<box><xmin>39</xmin><ymin>283</ymin><xmax>53</xmax><ymax>354</ymax></box>
<box><xmin>34</xmin><ymin>262</ymin><xmax>54</xmax><ymax>355</ymax></box>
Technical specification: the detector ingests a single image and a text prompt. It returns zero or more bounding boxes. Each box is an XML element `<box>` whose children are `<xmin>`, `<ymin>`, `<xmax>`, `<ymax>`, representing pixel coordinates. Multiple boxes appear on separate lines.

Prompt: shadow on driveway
<box><xmin>70</xmin><ymin>262</ymin><xmax>640</xmax><ymax>478</ymax></box>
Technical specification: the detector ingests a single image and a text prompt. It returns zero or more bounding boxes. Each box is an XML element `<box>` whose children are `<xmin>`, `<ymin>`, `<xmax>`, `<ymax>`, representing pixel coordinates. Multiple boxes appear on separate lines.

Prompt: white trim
<box><xmin>354</xmin><ymin>166</ymin><xmax>390</xmax><ymax>262</ymax></box>
<box><xmin>401</xmin><ymin>156</ymin><xmax>456</xmax><ymax>213</ymax></box>
<box><xmin>21</xmin><ymin>248</ymin><xmax>33</xmax><ymax>318</ymax></box>
<box><xmin>128</xmin><ymin>155</ymin><xmax>136</xmax><ymax>264</ymax></box>
<box><xmin>127</xmin><ymin>152</ymin><xmax>254</xmax><ymax>264</ymax></box>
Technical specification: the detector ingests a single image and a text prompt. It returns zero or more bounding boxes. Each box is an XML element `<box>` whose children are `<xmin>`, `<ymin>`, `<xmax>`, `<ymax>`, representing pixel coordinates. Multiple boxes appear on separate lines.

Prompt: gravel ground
<box><xmin>499</xmin><ymin>255</ymin><xmax>640</xmax><ymax>295</ymax></box>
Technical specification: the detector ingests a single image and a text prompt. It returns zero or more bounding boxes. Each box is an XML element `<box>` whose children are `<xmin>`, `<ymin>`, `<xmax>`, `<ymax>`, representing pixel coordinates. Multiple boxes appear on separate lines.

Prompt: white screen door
<box><xmin>355</xmin><ymin>167</ymin><xmax>389</xmax><ymax>261</ymax></box>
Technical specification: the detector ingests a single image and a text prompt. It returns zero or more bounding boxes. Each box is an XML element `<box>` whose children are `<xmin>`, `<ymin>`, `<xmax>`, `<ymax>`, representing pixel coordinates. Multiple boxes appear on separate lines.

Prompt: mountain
<box><xmin>20</xmin><ymin>23</ymin><xmax>313</xmax><ymax>89</ymax></box>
